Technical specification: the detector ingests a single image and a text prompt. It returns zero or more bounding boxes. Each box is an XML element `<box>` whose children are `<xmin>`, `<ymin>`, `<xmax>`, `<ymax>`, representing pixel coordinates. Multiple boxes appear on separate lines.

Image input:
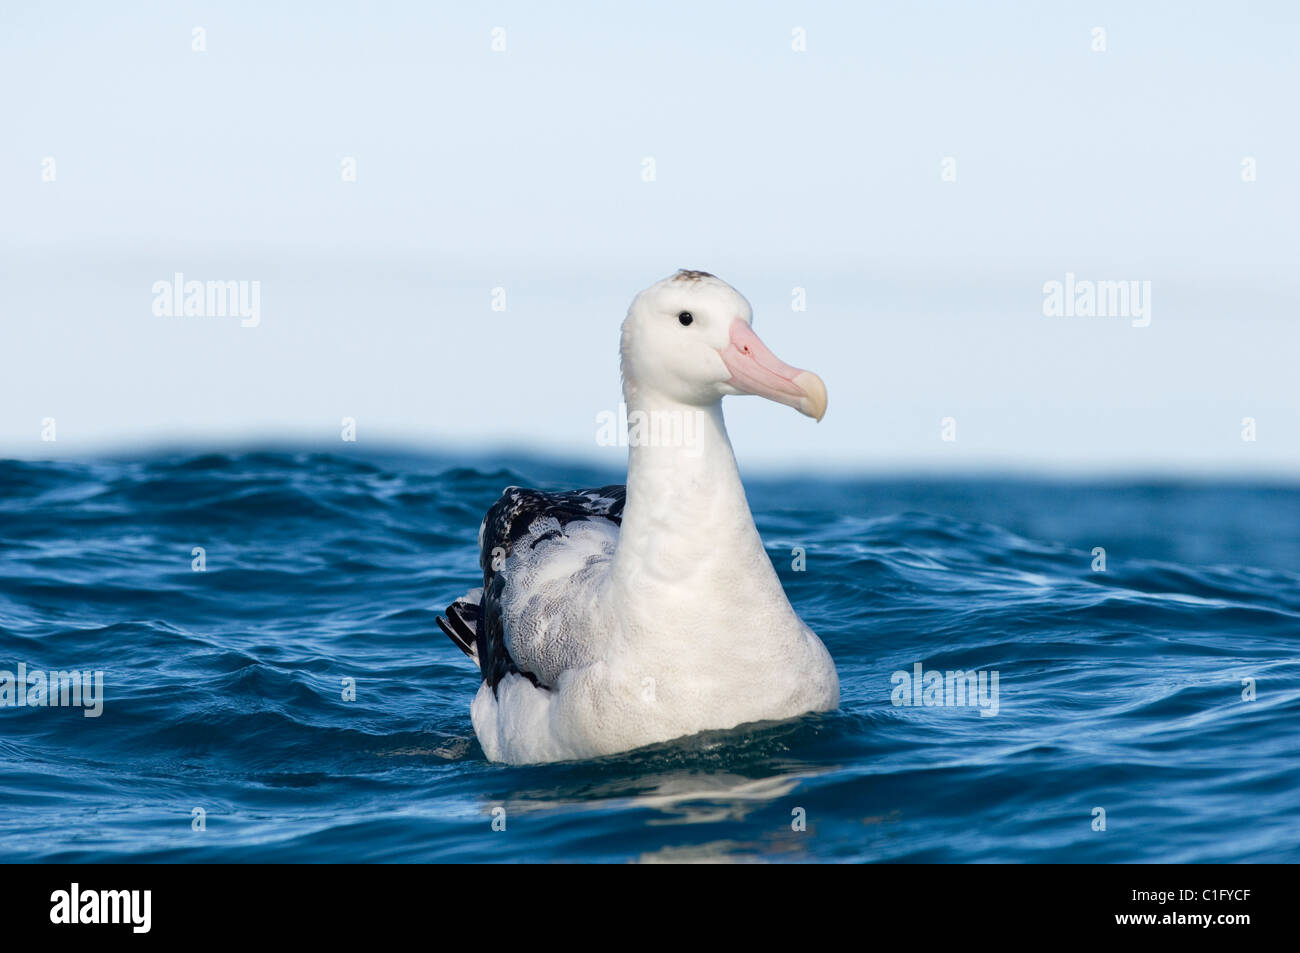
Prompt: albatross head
<box><xmin>620</xmin><ymin>270</ymin><xmax>828</xmax><ymax>421</ymax></box>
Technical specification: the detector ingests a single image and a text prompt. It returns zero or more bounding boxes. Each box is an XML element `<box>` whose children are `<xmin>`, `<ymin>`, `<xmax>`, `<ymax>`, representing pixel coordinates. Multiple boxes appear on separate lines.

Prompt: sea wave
<box><xmin>1</xmin><ymin>452</ymin><xmax>1297</xmax><ymax>861</ymax></box>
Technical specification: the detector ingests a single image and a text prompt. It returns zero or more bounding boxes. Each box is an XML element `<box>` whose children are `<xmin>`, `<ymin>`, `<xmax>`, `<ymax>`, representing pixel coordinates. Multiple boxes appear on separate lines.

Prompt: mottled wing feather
<box><xmin>442</xmin><ymin>485</ymin><xmax>625</xmax><ymax>694</ymax></box>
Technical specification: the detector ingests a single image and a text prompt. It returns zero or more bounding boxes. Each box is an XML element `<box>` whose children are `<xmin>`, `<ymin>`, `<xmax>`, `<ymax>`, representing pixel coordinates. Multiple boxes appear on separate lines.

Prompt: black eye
<box><xmin>678</xmin><ymin>311</ymin><xmax>693</xmax><ymax>326</ymax></box>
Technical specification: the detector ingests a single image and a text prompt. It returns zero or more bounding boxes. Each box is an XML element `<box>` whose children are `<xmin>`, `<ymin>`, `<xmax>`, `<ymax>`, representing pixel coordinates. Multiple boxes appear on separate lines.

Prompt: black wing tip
<box><xmin>436</xmin><ymin>610</ymin><xmax>477</xmax><ymax>659</ymax></box>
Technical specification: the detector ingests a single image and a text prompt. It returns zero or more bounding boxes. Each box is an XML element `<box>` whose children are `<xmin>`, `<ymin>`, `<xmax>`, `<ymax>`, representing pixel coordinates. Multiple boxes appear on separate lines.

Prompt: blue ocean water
<box><xmin>1</xmin><ymin>450</ymin><xmax>1297</xmax><ymax>863</ymax></box>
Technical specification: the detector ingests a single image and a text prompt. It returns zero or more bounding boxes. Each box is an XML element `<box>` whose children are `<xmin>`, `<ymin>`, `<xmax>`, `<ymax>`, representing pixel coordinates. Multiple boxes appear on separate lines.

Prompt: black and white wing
<box><xmin>437</xmin><ymin>484</ymin><xmax>626</xmax><ymax>693</ymax></box>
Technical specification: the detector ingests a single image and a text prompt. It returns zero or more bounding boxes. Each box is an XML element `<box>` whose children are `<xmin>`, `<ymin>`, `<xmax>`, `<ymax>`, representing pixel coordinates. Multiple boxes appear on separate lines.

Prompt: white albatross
<box><xmin>437</xmin><ymin>269</ymin><xmax>839</xmax><ymax>764</ymax></box>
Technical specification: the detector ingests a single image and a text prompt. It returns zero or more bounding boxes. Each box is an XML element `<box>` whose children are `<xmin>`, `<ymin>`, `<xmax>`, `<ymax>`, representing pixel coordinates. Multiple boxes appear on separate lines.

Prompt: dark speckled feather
<box><xmin>438</xmin><ymin>485</ymin><xmax>626</xmax><ymax>693</ymax></box>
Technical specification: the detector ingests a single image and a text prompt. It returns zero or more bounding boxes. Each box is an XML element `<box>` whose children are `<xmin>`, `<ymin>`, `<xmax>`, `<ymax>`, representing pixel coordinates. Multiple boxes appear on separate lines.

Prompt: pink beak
<box><xmin>718</xmin><ymin>318</ymin><xmax>828</xmax><ymax>421</ymax></box>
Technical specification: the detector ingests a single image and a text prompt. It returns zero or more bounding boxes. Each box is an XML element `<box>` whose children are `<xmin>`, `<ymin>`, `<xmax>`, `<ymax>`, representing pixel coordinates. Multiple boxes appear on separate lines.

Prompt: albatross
<box><xmin>437</xmin><ymin>270</ymin><xmax>839</xmax><ymax>764</ymax></box>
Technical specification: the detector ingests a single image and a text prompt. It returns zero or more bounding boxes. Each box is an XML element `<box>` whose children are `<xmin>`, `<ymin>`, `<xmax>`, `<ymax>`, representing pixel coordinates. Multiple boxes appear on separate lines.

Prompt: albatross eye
<box><xmin>677</xmin><ymin>311</ymin><xmax>694</xmax><ymax>326</ymax></box>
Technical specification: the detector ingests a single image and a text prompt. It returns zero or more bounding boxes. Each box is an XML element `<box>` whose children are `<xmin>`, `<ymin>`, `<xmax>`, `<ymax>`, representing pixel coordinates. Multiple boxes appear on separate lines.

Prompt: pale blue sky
<box><xmin>2</xmin><ymin>2</ymin><xmax>1297</xmax><ymax>472</ymax></box>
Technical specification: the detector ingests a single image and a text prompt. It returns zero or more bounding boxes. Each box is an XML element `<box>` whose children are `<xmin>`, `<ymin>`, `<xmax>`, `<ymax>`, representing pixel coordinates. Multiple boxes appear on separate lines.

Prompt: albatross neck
<box><xmin>610</xmin><ymin>392</ymin><xmax>777</xmax><ymax>593</ymax></box>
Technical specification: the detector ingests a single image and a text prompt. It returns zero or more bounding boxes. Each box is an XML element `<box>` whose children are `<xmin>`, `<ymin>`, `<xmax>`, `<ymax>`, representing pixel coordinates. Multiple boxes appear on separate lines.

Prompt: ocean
<box><xmin>1</xmin><ymin>450</ymin><xmax>1297</xmax><ymax>862</ymax></box>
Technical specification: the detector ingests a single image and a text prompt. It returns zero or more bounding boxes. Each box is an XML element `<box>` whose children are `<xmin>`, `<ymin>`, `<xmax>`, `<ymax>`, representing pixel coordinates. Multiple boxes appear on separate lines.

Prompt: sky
<box><xmin>2</xmin><ymin>1</ymin><xmax>1297</xmax><ymax>473</ymax></box>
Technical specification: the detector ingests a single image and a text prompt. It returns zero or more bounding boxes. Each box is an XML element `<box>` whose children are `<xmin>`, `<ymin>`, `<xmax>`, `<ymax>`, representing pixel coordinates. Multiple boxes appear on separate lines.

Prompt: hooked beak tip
<box><xmin>794</xmin><ymin>371</ymin><xmax>828</xmax><ymax>422</ymax></box>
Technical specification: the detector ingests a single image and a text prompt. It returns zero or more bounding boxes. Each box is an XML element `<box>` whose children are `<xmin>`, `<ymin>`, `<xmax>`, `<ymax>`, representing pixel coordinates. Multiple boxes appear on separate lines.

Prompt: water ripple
<box><xmin>0</xmin><ymin>452</ymin><xmax>1297</xmax><ymax>861</ymax></box>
